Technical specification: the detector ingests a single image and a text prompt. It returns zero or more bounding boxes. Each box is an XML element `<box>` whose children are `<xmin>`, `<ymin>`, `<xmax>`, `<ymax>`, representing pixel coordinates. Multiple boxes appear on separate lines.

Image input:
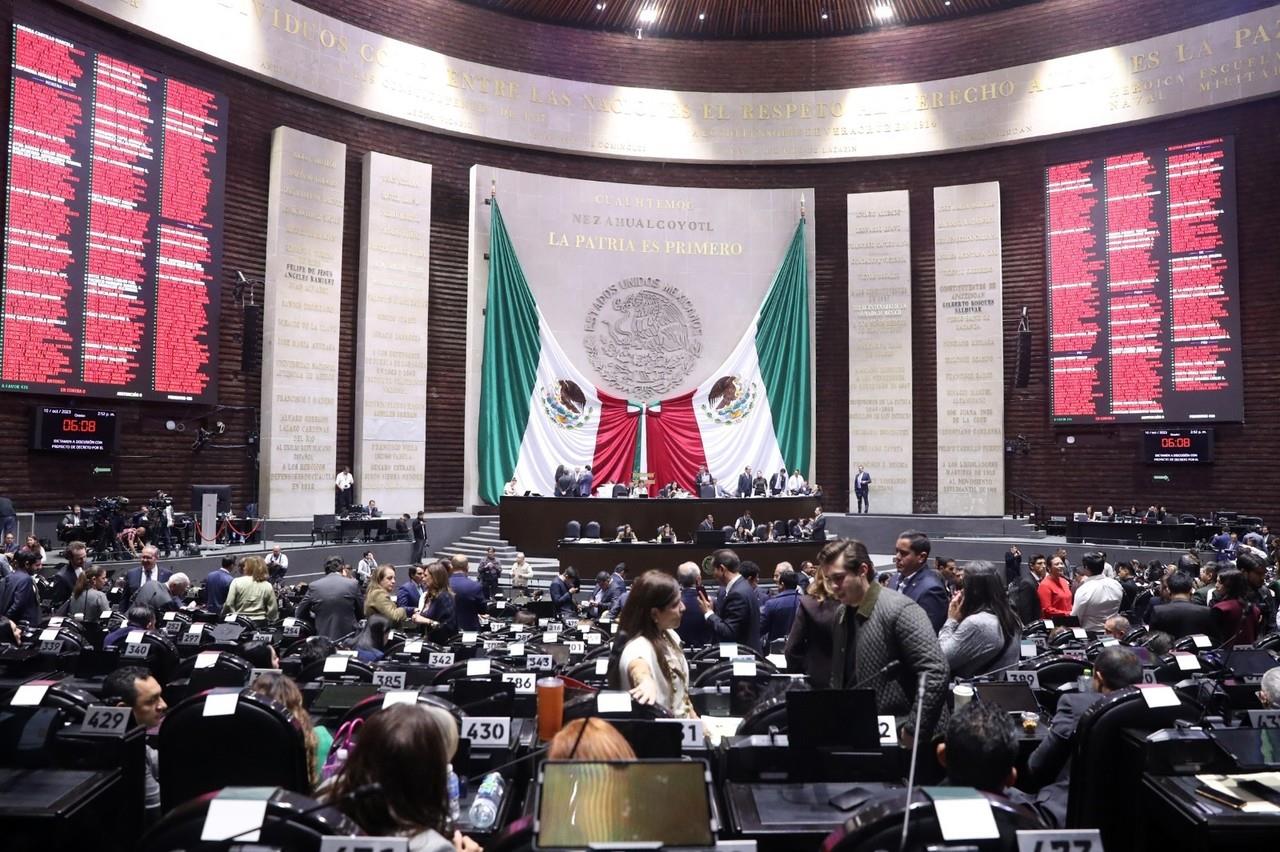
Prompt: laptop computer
<box><xmin>974</xmin><ymin>681</ymin><xmax>1041</xmax><ymax>714</ymax></box>
<box><xmin>786</xmin><ymin>689</ymin><xmax>881</xmax><ymax>751</ymax></box>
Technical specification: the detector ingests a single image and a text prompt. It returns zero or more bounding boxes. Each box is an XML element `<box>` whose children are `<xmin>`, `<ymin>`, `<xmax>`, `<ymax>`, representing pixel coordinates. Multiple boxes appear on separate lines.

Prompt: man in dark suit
<box><xmin>124</xmin><ymin>546</ymin><xmax>171</xmax><ymax>601</ymax></box>
<box><xmin>449</xmin><ymin>554</ymin><xmax>488</xmax><ymax>630</ymax></box>
<box><xmin>48</xmin><ymin>541</ymin><xmax>87</xmax><ymax>611</ymax></box>
<box><xmin>1147</xmin><ymin>571</ymin><xmax>1216</xmax><ymax>639</ymax></box>
<box><xmin>853</xmin><ymin>465</ymin><xmax>871</xmax><ymax>513</ymax></box>
<box><xmin>769</xmin><ymin>467</ymin><xmax>788</xmax><ymax>496</ymax></box>
<box><xmin>1006</xmin><ymin>548</ymin><xmax>1044</xmax><ymax>626</ymax></box>
<box><xmin>675</xmin><ymin>562</ymin><xmax>711</xmax><ymax>647</ymax></box>
<box><xmin>761</xmin><ymin>568</ymin><xmax>801</xmax><ymax>651</ymax></box>
<box><xmin>696</xmin><ymin>514</ymin><xmax>715</xmax><ymax>532</ymax></box>
<box><xmin>736</xmin><ymin>466</ymin><xmax>753</xmax><ymax>498</ymax></box>
<box><xmin>296</xmin><ymin>557</ymin><xmax>362</xmax><ymax>640</ymax></box>
<box><xmin>411</xmin><ymin>511</ymin><xmax>428</xmax><ymax>565</ymax></box>
<box><xmin>734</xmin><ymin>510</ymin><xmax>756</xmax><ymax>542</ymax></box>
<box><xmin>396</xmin><ymin>564</ymin><xmax>426</xmax><ymax>614</ymax></box>
<box><xmin>577</xmin><ymin>465</ymin><xmax>594</xmax><ymax>497</ymax></box>
<box><xmin>0</xmin><ymin>496</ymin><xmax>17</xmax><ymax>543</ymax></box>
<box><xmin>204</xmin><ymin>555</ymin><xmax>236</xmax><ymax>614</ymax></box>
<box><xmin>696</xmin><ymin>549</ymin><xmax>761</xmax><ymax>649</ymax></box>
<box><xmin>1027</xmin><ymin>646</ymin><xmax>1142</xmax><ymax>786</ymax></box>
<box><xmin>588</xmin><ymin>567</ymin><xmax>626</xmax><ymax>618</ymax></box>
<box><xmin>889</xmin><ymin>530</ymin><xmax>948</xmax><ymax>632</ymax></box>
<box><xmin>548</xmin><ymin>566</ymin><xmax>579</xmax><ymax>620</ymax></box>
<box><xmin>0</xmin><ymin>549</ymin><xmax>41</xmax><ymax>626</ymax></box>
<box><xmin>810</xmin><ymin>507</ymin><xmax>828</xmax><ymax>543</ymax></box>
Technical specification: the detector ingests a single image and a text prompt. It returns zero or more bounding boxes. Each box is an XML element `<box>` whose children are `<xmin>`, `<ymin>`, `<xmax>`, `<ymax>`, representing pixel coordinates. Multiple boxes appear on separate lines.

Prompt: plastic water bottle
<box><xmin>1077</xmin><ymin>667</ymin><xmax>1094</xmax><ymax>693</ymax></box>
<box><xmin>446</xmin><ymin>764</ymin><xmax>461</xmax><ymax>823</ymax></box>
<box><xmin>467</xmin><ymin>772</ymin><xmax>504</xmax><ymax>829</ymax></box>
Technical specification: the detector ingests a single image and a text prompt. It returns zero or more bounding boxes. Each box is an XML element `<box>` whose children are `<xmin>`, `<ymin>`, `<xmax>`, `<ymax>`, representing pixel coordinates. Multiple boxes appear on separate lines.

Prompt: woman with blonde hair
<box><xmin>615</xmin><ymin>570</ymin><xmax>695</xmax><ymax>718</ymax></box>
<box><xmin>784</xmin><ymin>548</ymin><xmax>840</xmax><ymax>686</ymax></box>
<box><xmin>249</xmin><ymin>671</ymin><xmax>331</xmax><ymax>790</ymax></box>
<box><xmin>365</xmin><ymin>563</ymin><xmax>431</xmax><ymax>628</ymax></box>
<box><xmin>224</xmin><ymin>556</ymin><xmax>279</xmax><ymax>623</ymax></box>
<box><xmin>547</xmin><ymin>717</ymin><xmax>637</xmax><ymax>760</ymax></box>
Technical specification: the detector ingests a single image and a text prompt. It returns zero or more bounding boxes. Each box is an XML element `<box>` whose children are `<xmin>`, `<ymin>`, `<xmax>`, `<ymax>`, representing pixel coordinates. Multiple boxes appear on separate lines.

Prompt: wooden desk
<box><xmin>500</xmin><ymin>495</ymin><xmax>820</xmax><ymax>558</ymax></box>
<box><xmin>557</xmin><ymin>540</ymin><xmax>821</xmax><ymax>580</ymax></box>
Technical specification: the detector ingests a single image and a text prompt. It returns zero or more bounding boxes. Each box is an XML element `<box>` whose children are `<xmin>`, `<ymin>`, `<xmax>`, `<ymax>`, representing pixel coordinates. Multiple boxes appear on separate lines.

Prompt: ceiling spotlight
<box><xmin>820</xmin><ymin>11</ymin><xmax>829</xmax><ymax>20</ymax></box>
<box><xmin>637</xmin><ymin>7</ymin><xmax>658</xmax><ymax>23</ymax></box>
<box><xmin>595</xmin><ymin>2</ymin><xmax>605</xmax><ymax>8</ymax></box>
<box><xmin>873</xmin><ymin>4</ymin><xmax>894</xmax><ymax>20</ymax></box>
<box><xmin>698</xmin><ymin>12</ymin><xmax>705</xmax><ymax>20</ymax></box>
<box><xmin>944</xmin><ymin>0</ymin><xmax>951</xmax><ymax>4</ymax></box>
<box><xmin>165</xmin><ymin>419</ymin><xmax>177</xmax><ymax>432</ymax></box>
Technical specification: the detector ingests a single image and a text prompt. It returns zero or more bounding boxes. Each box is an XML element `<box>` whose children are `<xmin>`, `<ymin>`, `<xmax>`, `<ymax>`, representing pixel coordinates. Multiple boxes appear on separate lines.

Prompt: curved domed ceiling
<box><xmin>456</xmin><ymin>0</ymin><xmax>1042</xmax><ymax>39</ymax></box>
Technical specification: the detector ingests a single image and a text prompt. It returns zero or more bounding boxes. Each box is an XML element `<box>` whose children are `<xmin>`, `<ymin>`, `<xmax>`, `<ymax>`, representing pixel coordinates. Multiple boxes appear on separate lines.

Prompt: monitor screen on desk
<box><xmin>974</xmin><ymin>682</ymin><xmax>1041</xmax><ymax>714</ymax></box>
<box><xmin>786</xmin><ymin>689</ymin><xmax>881</xmax><ymax>751</ymax></box>
<box><xmin>1210</xmin><ymin>728</ymin><xmax>1280</xmax><ymax>771</ymax></box>
<box><xmin>535</xmin><ymin>761</ymin><xmax>714</xmax><ymax>849</ymax></box>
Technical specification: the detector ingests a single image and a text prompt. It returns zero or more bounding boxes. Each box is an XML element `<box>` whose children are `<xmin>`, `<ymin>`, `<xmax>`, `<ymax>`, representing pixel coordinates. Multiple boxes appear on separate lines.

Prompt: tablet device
<box><xmin>974</xmin><ymin>681</ymin><xmax>1041</xmax><ymax>714</ymax></box>
<box><xmin>786</xmin><ymin>689</ymin><xmax>880</xmax><ymax>750</ymax></box>
<box><xmin>535</xmin><ymin>760</ymin><xmax>714</xmax><ymax>849</ymax></box>
<box><xmin>1209</xmin><ymin>728</ymin><xmax>1280</xmax><ymax>772</ymax></box>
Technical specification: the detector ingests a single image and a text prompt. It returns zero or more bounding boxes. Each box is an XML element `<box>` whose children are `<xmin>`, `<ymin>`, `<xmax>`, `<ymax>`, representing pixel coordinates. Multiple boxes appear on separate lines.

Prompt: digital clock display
<box><xmin>32</xmin><ymin>407</ymin><xmax>117</xmax><ymax>452</ymax></box>
<box><xmin>1142</xmin><ymin>428</ymin><xmax>1213</xmax><ymax>464</ymax></box>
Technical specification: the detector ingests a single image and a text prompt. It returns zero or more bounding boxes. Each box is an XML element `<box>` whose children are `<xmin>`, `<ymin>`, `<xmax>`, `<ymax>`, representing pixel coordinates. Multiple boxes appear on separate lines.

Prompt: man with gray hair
<box><xmin>133</xmin><ymin>571</ymin><xmax>190</xmax><ymax>612</ymax></box>
<box><xmin>675</xmin><ymin>561</ymin><xmax>710</xmax><ymax>647</ymax></box>
<box><xmin>1260</xmin><ymin>666</ymin><xmax>1280</xmax><ymax>708</ymax></box>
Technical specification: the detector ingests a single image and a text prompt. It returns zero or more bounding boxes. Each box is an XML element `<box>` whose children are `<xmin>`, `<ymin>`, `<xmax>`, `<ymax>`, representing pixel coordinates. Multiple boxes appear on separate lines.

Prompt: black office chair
<box><xmin>772</xmin><ymin>520</ymin><xmax>787</xmax><ymax>540</ymax></box>
<box><xmin>824</xmin><ymin>787</ymin><xmax>1045</xmax><ymax>851</ymax></box>
<box><xmin>563</xmin><ymin>520</ymin><xmax>581</xmax><ymax>540</ymax></box>
<box><xmin>1066</xmin><ymin>687</ymin><xmax>1198</xmax><ymax>847</ymax></box>
<box><xmin>297</xmin><ymin>655</ymin><xmax>376</xmax><ymax>683</ymax></box>
<box><xmin>1026</xmin><ymin>656</ymin><xmax>1087</xmax><ymax>690</ymax></box>
<box><xmin>563</xmin><ymin>658</ymin><xmax>609</xmax><ymax>688</ymax></box>
<box><xmin>165</xmin><ymin>650</ymin><xmax>253</xmax><ymax>703</ymax></box>
<box><xmin>310</xmin><ymin>514</ymin><xmax>339</xmax><ymax>545</ymax></box>
<box><xmin>692</xmin><ymin>657</ymin><xmax>779</xmax><ymax>688</ymax></box>
<box><xmin>139</xmin><ymin>788</ymin><xmax>358</xmax><ymax>852</ymax></box>
<box><xmin>1257</xmin><ymin>633</ymin><xmax>1280</xmax><ymax>651</ymax></box>
<box><xmin>611</xmin><ymin>485</ymin><xmax>628</xmax><ymax>498</ymax></box>
<box><xmin>691</xmin><ymin>643</ymin><xmax>767</xmax><ymax>664</ymax></box>
<box><xmin>753</xmin><ymin>523</ymin><xmax>769</xmax><ymax>540</ymax></box>
<box><xmin>561</xmin><ymin>691</ymin><xmax>671</xmax><ymax>721</ymax></box>
<box><xmin>115</xmin><ymin>629</ymin><xmax>181</xmax><ymax>685</ymax></box>
<box><xmin>158</xmin><ymin>690</ymin><xmax>311</xmax><ymax>811</ymax></box>
<box><xmin>583</xmin><ymin>520</ymin><xmax>601</xmax><ymax>538</ymax></box>
<box><xmin>33</xmin><ymin>622</ymin><xmax>88</xmax><ymax>672</ymax></box>
<box><xmin>338</xmin><ymin>689</ymin><xmax>463</xmax><ymax>730</ymax></box>
<box><xmin>432</xmin><ymin>658</ymin><xmax>512</xmax><ymax>686</ymax></box>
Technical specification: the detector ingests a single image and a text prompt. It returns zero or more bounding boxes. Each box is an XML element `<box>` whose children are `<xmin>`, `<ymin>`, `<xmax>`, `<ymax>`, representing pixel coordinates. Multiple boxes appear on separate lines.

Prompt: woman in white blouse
<box><xmin>616</xmin><ymin>571</ymin><xmax>696</xmax><ymax>718</ymax></box>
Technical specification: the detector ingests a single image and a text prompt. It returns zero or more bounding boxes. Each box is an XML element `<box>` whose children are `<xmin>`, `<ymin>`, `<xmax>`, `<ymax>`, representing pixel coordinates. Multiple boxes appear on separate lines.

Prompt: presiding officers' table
<box><xmin>500</xmin><ymin>495</ymin><xmax>821</xmax><ymax>558</ymax></box>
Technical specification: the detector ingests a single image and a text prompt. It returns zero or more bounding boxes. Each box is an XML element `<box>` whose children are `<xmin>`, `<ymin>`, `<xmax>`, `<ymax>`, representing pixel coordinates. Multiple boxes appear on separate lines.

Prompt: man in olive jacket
<box><xmin>822</xmin><ymin>537</ymin><xmax>950</xmax><ymax>745</ymax></box>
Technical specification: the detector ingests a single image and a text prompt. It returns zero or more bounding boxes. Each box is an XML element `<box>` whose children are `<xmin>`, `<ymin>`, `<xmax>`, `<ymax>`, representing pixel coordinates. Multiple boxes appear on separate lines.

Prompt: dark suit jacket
<box><xmin>1147</xmin><ymin>599</ymin><xmax>1216</xmax><ymax>639</ymax></box>
<box><xmin>706</xmin><ymin>576</ymin><xmax>761</xmax><ymax>649</ymax></box>
<box><xmin>49</xmin><ymin>565</ymin><xmax>78</xmax><ymax>609</ymax></box>
<box><xmin>696</xmin><ymin>519</ymin><xmax>714</xmax><ymax>532</ymax></box>
<box><xmin>548</xmin><ymin>576</ymin><xmax>577</xmax><ymax>618</ymax></box>
<box><xmin>412</xmin><ymin>519</ymin><xmax>427</xmax><ymax>541</ymax></box>
<box><xmin>125</xmin><ymin>565</ymin><xmax>172</xmax><ymax>601</ymax></box>
<box><xmin>736</xmin><ymin>473</ymin><xmax>752</xmax><ymax>497</ymax></box>
<box><xmin>424</xmin><ymin>592</ymin><xmax>458</xmax><ymax>644</ymax></box>
<box><xmin>769</xmin><ymin>473</ymin><xmax>787</xmax><ymax>495</ymax></box>
<box><xmin>761</xmin><ymin>589</ymin><xmax>801</xmax><ymax>649</ymax></box>
<box><xmin>1027</xmin><ymin>690</ymin><xmax>1105</xmax><ymax>786</ymax></box>
<box><xmin>577</xmin><ymin>473</ymin><xmax>594</xmax><ymax>497</ymax></box>
<box><xmin>1010</xmin><ymin>571</ymin><xmax>1042</xmax><ymax>626</ymax></box>
<box><xmin>0</xmin><ymin>570</ymin><xmax>39</xmax><ymax>625</ymax></box>
<box><xmin>296</xmin><ymin>572</ymin><xmax>363</xmax><ymax>640</ymax></box>
<box><xmin>810</xmin><ymin>515</ymin><xmax>827</xmax><ymax>543</ymax></box>
<box><xmin>450</xmin><ymin>574</ymin><xmax>487</xmax><ymax>630</ymax></box>
<box><xmin>854</xmin><ymin>472</ymin><xmax>871</xmax><ymax>494</ymax></box>
<box><xmin>396</xmin><ymin>580</ymin><xmax>421</xmax><ymax>612</ymax></box>
<box><xmin>204</xmin><ymin>568</ymin><xmax>233</xmax><ymax>613</ymax></box>
<box><xmin>893</xmin><ymin>567</ymin><xmax>949</xmax><ymax>632</ymax></box>
<box><xmin>676</xmin><ymin>587</ymin><xmax>711</xmax><ymax>647</ymax></box>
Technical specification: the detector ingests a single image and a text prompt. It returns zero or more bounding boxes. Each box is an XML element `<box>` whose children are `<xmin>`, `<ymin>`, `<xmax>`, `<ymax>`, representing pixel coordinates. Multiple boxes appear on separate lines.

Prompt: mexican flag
<box><xmin>477</xmin><ymin>200</ymin><xmax>810</xmax><ymax>504</ymax></box>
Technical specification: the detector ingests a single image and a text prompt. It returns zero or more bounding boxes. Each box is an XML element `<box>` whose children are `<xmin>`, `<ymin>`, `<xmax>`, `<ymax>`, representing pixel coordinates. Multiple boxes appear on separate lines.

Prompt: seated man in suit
<box><xmin>761</xmin><ymin>567</ymin><xmax>802</xmax><ymax>651</ymax></box>
<box><xmin>938</xmin><ymin>700</ymin><xmax>1063</xmax><ymax>829</ymax></box>
<box><xmin>104</xmin><ymin>604</ymin><xmax>158</xmax><ymax>648</ymax></box>
<box><xmin>449</xmin><ymin>554</ymin><xmax>487</xmax><ymax>630</ymax></box>
<box><xmin>295</xmin><ymin>557</ymin><xmax>363</xmax><ymax>640</ymax></box>
<box><xmin>103</xmin><ymin>666</ymin><xmax>166</xmax><ymax>822</ymax></box>
<box><xmin>1148</xmin><ymin>570</ymin><xmax>1216</xmax><ymax>638</ymax></box>
<box><xmin>133</xmin><ymin>572</ymin><xmax>190</xmax><ymax>613</ymax></box>
<box><xmin>697</xmin><ymin>514</ymin><xmax>715</xmax><ymax>533</ymax></box>
<box><xmin>696</xmin><ymin>549</ymin><xmax>761</xmax><ymax>650</ymax></box>
<box><xmin>588</xmin><ymin>567</ymin><xmax>626</xmax><ymax>618</ymax></box>
<box><xmin>674</xmin><ymin>562</ymin><xmax>711</xmax><ymax>647</ymax></box>
<box><xmin>1027</xmin><ymin>646</ymin><xmax>1142</xmax><ymax>786</ymax></box>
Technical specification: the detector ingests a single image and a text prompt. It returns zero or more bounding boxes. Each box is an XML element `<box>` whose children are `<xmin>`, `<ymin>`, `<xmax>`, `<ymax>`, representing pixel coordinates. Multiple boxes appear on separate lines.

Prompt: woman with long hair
<box><xmin>421</xmin><ymin>562</ymin><xmax>458</xmax><ymax>644</ymax></box>
<box><xmin>784</xmin><ymin>555</ymin><xmax>840</xmax><ymax>686</ymax></box>
<box><xmin>365</xmin><ymin>564</ymin><xmax>431</xmax><ymax>629</ymax></box>
<box><xmin>1212</xmin><ymin>562</ymin><xmax>1263</xmax><ymax>645</ymax></box>
<box><xmin>224</xmin><ymin>556</ymin><xmax>279</xmax><ymax>624</ymax></box>
<box><xmin>67</xmin><ymin>565</ymin><xmax>110</xmax><ymax>623</ymax></box>
<box><xmin>938</xmin><ymin>561</ymin><xmax>1022</xmax><ymax>677</ymax></box>
<box><xmin>616</xmin><ymin>570</ymin><xmax>694</xmax><ymax>718</ymax></box>
<box><xmin>351</xmin><ymin>613</ymin><xmax>394</xmax><ymax>663</ymax></box>
<box><xmin>249</xmin><ymin>671</ymin><xmax>330</xmax><ymax>790</ymax></box>
<box><xmin>327</xmin><ymin>702</ymin><xmax>481</xmax><ymax>852</ymax></box>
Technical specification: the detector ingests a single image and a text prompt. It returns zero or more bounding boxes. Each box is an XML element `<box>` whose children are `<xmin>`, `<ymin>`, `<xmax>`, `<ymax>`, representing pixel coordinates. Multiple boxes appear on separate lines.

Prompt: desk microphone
<box><xmin>898</xmin><ymin>671</ymin><xmax>929</xmax><ymax>852</ymax></box>
<box><xmin>850</xmin><ymin>659</ymin><xmax>901</xmax><ymax>690</ymax></box>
